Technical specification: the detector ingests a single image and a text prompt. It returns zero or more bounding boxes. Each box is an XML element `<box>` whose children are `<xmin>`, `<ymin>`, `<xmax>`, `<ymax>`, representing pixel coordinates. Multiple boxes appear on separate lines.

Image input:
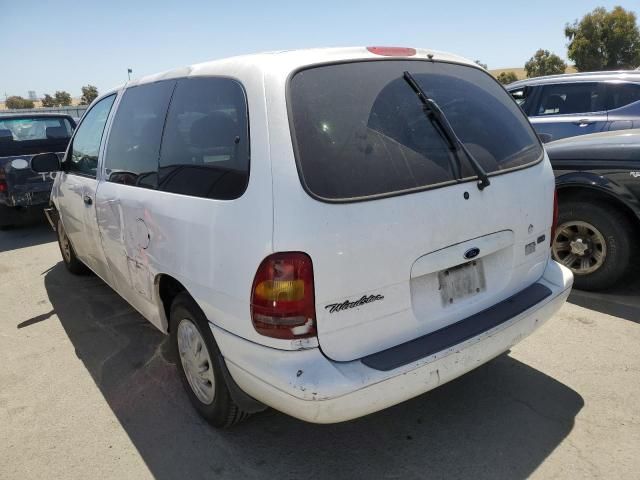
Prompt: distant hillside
<box><xmin>489</xmin><ymin>66</ymin><xmax>578</xmax><ymax>81</ymax></box>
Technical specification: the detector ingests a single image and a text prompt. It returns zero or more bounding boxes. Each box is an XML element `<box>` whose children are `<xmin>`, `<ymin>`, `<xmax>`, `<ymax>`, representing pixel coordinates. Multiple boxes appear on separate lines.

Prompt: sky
<box><xmin>2</xmin><ymin>0</ymin><xmax>637</xmax><ymax>99</ymax></box>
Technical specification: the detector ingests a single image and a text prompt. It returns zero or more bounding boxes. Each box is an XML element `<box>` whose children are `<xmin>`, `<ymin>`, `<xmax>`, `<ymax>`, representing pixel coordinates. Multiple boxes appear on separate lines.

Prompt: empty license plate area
<box><xmin>438</xmin><ymin>260</ymin><xmax>486</xmax><ymax>306</ymax></box>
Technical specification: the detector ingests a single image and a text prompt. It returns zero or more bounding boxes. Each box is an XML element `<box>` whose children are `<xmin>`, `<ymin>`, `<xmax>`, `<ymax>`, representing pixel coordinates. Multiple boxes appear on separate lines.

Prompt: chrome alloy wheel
<box><xmin>58</xmin><ymin>222</ymin><xmax>72</xmax><ymax>263</ymax></box>
<box><xmin>177</xmin><ymin>319</ymin><xmax>216</xmax><ymax>404</ymax></box>
<box><xmin>552</xmin><ymin>220</ymin><xmax>607</xmax><ymax>275</ymax></box>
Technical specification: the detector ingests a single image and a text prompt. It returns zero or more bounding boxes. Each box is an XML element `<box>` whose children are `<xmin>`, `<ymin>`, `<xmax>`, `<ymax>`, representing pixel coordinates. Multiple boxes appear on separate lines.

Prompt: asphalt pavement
<box><xmin>1</xmin><ymin>220</ymin><xmax>638</xmax><ymax>480</ymax></box>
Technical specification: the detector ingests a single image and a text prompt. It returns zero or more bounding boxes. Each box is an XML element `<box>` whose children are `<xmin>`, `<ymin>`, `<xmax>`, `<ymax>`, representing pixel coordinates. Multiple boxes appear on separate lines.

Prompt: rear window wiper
<box><xmin>403</xmin><ymin>71</ymin><xmax>491</xmax><ymax>191</ymax></box>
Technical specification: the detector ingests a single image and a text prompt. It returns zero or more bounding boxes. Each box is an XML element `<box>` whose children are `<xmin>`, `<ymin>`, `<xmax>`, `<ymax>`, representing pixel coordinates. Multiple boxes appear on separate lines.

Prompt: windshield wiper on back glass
<box><xmin>403</xmin><ymin>71</ymin><xmax>491</xmax><ymax>191</ymax></box>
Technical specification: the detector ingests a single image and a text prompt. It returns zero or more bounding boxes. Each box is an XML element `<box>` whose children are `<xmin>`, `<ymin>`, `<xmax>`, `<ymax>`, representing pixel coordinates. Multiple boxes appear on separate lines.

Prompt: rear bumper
<box><xmin>1</xmin><ymin>189</ymin><xmax>51</xmax><ymax>208</ymax></box>
<box><xmin>0</xmin><ymin>203</ymin><xmax>47</xmax><ymax>226</ymax></box>
<box><xmin>214</xmin><ymin>258</ymin><xmax>573</xmax><ymax>424</ymax></box>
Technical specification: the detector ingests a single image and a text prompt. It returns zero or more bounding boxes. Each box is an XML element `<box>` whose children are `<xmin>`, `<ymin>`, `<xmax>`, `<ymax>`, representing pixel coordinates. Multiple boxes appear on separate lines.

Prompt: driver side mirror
<box><xmin>31</xmin><ymin>152</ymin><xmax>62</xmax><ymax>173</ymax></box>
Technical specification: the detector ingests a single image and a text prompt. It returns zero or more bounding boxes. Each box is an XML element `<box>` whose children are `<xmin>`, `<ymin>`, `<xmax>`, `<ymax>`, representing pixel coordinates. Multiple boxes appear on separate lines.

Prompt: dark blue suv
<box><xmin>507</xmin><ymin>71</ymin><xmax>640</xmax><ymax>143</ymax></box>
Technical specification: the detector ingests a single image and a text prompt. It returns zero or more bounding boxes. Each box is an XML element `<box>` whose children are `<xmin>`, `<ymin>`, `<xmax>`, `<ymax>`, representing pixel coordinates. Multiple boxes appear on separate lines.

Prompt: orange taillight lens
<box><xmin>251</xmin><ymin>252</ymin><xmax>316</xmax><ymax>339</ymax></box>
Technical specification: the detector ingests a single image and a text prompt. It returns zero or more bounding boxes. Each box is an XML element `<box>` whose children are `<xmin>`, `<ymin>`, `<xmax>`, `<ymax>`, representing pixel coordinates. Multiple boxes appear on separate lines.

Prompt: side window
<box><xmin>67</xmin><ymin>95</ymin><xmax>116</xmax><ymax>177</ymax></box>
<box><xmin>534</xmin><ymin>83</ymin><xmax>604</xmax><ymax>116</ymax></box>
<box><xmin>158</xmin><ymin>77</ymin><xmax>250</xmax><ymax>200</ymax></box>
<box><xmin>104</xmin><ymin>81</ymin><xmax>175</xmax><ymax>188</ymax></box>
<box><xmin>606</xmin><ymin>83</ymin><xmax>640</xmax><ymax>110</ymax></box>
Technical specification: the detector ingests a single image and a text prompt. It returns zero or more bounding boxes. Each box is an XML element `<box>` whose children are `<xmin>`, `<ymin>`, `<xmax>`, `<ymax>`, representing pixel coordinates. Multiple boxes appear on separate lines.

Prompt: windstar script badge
<box><xmin>325</xmin><ymin>294</ymin><xmax>384</xmax><ymax>314</ymax></box>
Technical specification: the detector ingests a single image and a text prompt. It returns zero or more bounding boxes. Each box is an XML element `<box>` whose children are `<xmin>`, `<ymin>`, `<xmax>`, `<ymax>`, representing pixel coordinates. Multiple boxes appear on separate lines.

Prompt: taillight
<box><xmin>251</xmin><ymin>252</ymin><xmax>316</xmax><ymax>339</ymax></box>
<box><xmin>550</xmin><ymin>189</ymin><xmax>559</xmax><ymax>246</ymax></box>
<box><xmin>366</xmin><ymin>46</ymin><xmax>417</xmax><ymax>57</ymax></box>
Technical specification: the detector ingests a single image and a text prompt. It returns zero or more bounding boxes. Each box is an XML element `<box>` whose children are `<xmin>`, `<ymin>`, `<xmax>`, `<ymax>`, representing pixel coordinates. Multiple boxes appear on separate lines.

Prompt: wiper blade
<box><xmin>403</xmin><ymin>71</ymin><xmax>491</xmax><ymax>191</ymax></box>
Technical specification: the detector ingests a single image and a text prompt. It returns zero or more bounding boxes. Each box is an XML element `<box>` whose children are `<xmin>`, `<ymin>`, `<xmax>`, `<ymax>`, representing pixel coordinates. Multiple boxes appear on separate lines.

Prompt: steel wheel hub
<box><xmin>177</xmin><ymin>319</ymin><xmax>215</xmax><ymax>405</ymax></box>
<box><xmin>552</xmin><ymin>220</ymin><xmax>606</xmax><ymax>275</ymax></box>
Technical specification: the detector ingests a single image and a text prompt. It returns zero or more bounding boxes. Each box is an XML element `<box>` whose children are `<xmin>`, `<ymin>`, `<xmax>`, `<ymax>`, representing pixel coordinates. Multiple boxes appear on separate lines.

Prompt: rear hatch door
<box><xmin>274</xmin><ymin>58</ymin><xmax>554</xmax><ymax>361</ymax></box>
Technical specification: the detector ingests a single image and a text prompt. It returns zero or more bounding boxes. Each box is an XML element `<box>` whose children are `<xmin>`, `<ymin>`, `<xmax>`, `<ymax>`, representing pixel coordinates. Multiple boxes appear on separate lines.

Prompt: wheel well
<box><xmin>557</xmin><ymin>186</ymin><xmax>640</xmax><ymax>231</ymax></box>
<box><xmin>157</xmin><ymin>275</ymin><xmax>187</xmax><ymax>332</ymax></box>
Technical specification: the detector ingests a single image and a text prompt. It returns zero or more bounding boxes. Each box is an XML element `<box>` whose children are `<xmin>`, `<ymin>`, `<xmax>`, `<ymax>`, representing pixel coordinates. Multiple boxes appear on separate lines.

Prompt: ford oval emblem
<box><xmin>464</xmin><ymin>247</ymin><xmax>480</xmax><ymax>259</ymax></box>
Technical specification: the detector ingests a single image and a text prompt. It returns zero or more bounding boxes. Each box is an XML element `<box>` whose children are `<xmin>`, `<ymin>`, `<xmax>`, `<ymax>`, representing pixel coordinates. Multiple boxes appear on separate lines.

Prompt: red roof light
<box><xmin>367</xmin><ymin>46</ymin><xmax>417</xmax><ymax>57</ymax></box>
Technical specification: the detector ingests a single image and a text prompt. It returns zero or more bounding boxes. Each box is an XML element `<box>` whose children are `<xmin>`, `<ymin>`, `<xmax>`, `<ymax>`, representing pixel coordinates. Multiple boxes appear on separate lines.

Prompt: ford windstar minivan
<box><xmin>32</xmin><ymin>47</ymin><xmax>573</xmax><ymax>427</ymax></box>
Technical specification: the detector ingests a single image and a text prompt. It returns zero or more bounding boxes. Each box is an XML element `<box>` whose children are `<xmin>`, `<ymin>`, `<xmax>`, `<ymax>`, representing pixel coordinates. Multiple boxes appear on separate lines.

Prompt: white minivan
<box><xmin>32</xmin><ymin>47</ymin><xmax>573</xmax><ymax>427</ymax></box>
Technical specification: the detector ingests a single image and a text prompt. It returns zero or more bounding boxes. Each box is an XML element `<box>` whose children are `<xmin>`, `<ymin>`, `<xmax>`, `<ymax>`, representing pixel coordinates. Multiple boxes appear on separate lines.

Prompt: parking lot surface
<box><xmin>1</xmin><ymin>222</ymin><xmax>639</xmax><ymax>480</ymax></box>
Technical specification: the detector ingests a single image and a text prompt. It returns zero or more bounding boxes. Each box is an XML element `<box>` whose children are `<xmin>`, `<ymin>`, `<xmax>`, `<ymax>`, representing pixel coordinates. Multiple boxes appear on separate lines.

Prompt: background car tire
<box><xmin>170</xmin><ymin>292</ymin><xmax>249</xmax><ymax>428</ymax></box>
<box><xmin>553</xmin><ymin>201</ymin><xmax>632</xmax><ymax>291</ymax></box>
<box><xmin>57</xmin><ymin>218</ymin><xmax>88</xmax><ymax>274</ymax></box>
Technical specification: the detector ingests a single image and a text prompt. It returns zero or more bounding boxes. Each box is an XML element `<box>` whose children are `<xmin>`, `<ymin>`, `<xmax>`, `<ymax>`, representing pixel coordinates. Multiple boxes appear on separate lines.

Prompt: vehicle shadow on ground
<box><xmin>37</xmin><ymin>262</ymin><xmax>583</xmax><ymax>480</ymax></box>
<box><xmin>569</xmin><ymin>276</ymin><xmax>640</xmax><ymax>324</ymax></box>
<box><xmin>0</xmin><ymin>218</ymin><xmax>54</xmax><ymax>254</ymax></box>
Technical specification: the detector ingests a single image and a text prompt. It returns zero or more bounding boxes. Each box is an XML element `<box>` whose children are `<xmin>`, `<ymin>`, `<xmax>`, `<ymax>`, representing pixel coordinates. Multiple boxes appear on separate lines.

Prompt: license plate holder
<box><xmin>438</xmin><ymin>260</ymin><xmax>486</xmax><ymax>306</ymax></box>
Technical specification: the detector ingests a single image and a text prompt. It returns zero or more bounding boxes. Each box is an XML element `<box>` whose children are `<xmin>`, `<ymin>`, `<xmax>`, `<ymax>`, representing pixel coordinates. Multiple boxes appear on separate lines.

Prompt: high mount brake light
<box><xmin>367</xmin><ymin>46</ymin><xmax>417</xmax><ymax>57</ymax></box>
<box><xmin>251</xmin><ymin>252</ymin><xmax>317</xmax><ymax>340</ymax></box>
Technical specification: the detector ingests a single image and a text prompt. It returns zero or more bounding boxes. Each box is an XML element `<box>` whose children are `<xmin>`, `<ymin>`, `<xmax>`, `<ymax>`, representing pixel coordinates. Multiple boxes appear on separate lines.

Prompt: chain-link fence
<box><xmin>0</xmin><ymin>105</ymin><xmax>88</xmax><ymax>118</ymax></box>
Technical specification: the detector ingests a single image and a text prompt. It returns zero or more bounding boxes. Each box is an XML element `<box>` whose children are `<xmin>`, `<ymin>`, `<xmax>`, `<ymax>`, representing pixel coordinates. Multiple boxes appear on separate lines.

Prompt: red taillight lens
<box><xmin>251</xmin><ymin>252</ymin><xmax>316</xmax><ymax>339</ymax></box>
<box><xmin>0</xmin><ymin>180</ymin><xmax>7</xmax><ymax>193</ymax></box>
<box><xmin>550</xmin><ymin>189</ymin><xmax>559</xmax><ymax>246</ymax></box>
<box><xmin>367</xmin><ymin>46</ymin><xmax>417</xmax><ymax>57</ymax></box>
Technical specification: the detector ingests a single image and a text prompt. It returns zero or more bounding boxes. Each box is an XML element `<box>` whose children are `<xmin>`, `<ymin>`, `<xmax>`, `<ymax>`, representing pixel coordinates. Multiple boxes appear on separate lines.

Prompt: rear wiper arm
<box><xmin>403</xmin><ymin>71</ymin><xmax>491</xmax><ymax>191</ymax></box>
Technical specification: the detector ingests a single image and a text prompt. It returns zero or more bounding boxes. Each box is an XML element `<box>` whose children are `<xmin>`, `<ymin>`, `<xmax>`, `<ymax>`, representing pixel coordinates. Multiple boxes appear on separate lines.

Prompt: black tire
<box><xmin>553</xmin><ymin>201</ymin><xmax>633</xmax><ymax>291</ymax></box>
<box><xmin>170</xmin><ymin>292</ymin><xmax>248</xmax><ymax>428</ymax></box>
<box><xmin>0</xmin><ymin>205</ymin><xmax>15</xmax><ymax>229</ymax></box>
<box><xmin>57</xmin><ymin>218</ymin><xmax>88</xmax><ymax>274</ymax></box>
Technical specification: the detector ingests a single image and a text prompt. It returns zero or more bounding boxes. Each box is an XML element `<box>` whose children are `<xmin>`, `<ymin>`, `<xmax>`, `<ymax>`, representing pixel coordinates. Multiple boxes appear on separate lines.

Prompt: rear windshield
<box><xmin>0</xmin><ymin>116</ymin><xmax>73</xmax><ymax>157</ymax></box>
<box><xmin>0</xmin><ymin>117</ymin><xmax>73</xmax><ymax>142</ymax></box>
<box><xmin>289</xmin><ymin>60</ymin><xmax>542</xmax><ymax>201</ymax></box>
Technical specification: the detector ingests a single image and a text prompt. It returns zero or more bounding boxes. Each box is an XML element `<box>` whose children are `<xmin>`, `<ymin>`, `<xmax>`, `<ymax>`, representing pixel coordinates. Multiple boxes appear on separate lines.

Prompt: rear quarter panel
<box><xmin>553</xmin><ymin>165</ymin><xmax>640</xmax><ymax>222</ymax></box>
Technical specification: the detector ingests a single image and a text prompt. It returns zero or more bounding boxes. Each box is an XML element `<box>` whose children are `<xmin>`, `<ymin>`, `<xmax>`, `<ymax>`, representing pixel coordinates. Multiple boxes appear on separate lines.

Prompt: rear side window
<box><xmin>158</xmin><ymin>77</ymin><xmax>249</xmax><ymax>200</ymax></box>
<box><xmin>104</xmin><ymin>80</ymin><xmax>175</xmax><ymax>188</ymax></box>
<box><xmin>535</xmin><ymin>83</ymin><xmax>603</xmax><ymax>116</ymax></box>
<box><xmin>289</xmin><ymin>60</ymin><xmax>542</xmax><ymax>201</ymax></box>
<box><xmin>606</xmin><ymin>83</ymin><xmax>640</xmax><ymax>110</ymax></box>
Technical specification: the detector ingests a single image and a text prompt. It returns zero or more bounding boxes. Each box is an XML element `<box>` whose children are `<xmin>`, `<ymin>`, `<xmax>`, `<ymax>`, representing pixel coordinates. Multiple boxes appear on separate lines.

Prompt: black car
<box><xmin>546</xmin><ymin>129</ymin><xmax>640</xmax><ymax>290</ymax></box>
<box><xmin>0</xmin><ymin>114</ymin><xmax>75</xmax><ymax>227</ymax></box>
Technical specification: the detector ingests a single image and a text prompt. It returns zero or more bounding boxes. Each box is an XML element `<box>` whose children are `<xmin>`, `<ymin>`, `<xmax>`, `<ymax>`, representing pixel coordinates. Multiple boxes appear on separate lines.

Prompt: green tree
<box><xmin>524</xmin><ymin>49</ymin><xmax>567</xmax><ymax>78</ymax></box>
<box><xmin>5</xmin><ymin>96</ymin><xmax>35</xmax><ymax>109</ymax></box>
<box><xmin>565</xmin><ymin>6</ymin><xmax>640</xmax><ymax>71</ymax></box>
<box><xmin>497</xmin><ymin>71</ymin><xmax>519</xmax><ymax>85</ymax></box>
<box><xmin>475</xmin><ymin>59</ymin><xmax>488</xmax><ymax>69</ymax></box>
<box><xmin>80</xmin><ymin>85</ymin><xmax>98</xmax><ymax>105</ymax></box>
<box><xmin>41</xmin><ymin>94</ymin><xmax>56</xmax><ymax>107</ymax></box>
<box><xmin>54</xmin><ymin>90</ymin><xmax>72</xmax><ymax>106</ymax></box>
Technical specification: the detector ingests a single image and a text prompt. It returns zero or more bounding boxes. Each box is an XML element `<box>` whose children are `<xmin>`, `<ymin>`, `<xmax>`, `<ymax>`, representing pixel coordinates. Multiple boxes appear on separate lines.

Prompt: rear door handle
<box><xmin>83</xmin><ymin>195</ymin><xmax>93</xmax><ymax>205</ymax></box>
<box><xmin>573</xmin><ymin>119</ymin><xmax>594</xmax><ymax>127</ymax></box>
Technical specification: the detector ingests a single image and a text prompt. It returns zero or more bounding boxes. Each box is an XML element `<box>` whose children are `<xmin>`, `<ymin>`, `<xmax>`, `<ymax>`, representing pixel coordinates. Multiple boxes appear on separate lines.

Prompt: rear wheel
<box><xmin>170</xmin><ymin>293</ymin><xmax>248</xmax><ymax>428</ymax></box>
<box><xmin>552</xmin><ymin>201</ymin><xmax>632</xmax><ymax>291</ymax></box>
<box><xmin>57</xmin><ymin>218</ymin><xmax>88</xmax><ymax>274</ymax></box>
